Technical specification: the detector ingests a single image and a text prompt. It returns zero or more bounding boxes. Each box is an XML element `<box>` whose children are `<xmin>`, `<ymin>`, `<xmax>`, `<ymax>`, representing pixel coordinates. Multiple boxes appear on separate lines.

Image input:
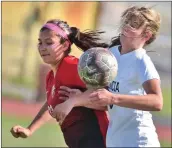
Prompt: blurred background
<box><xmin>2</xmin><ymin>2</ymin><xmax>171</xmax><ymax>147</ymax></box>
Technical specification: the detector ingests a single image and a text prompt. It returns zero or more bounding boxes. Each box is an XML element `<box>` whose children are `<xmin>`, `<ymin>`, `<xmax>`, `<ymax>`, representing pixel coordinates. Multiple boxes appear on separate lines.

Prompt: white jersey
<box><xmin>106</xmin><ymin>45</ymin><xmax>160</xmax><ymax>147</ymax></box>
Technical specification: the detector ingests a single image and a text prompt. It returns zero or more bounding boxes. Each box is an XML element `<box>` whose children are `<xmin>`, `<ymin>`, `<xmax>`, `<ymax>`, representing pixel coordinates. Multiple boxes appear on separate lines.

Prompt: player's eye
<box><xmin>124</xmin><ymin>19</ymin><xmax>129</xmax><ymax>25</ymax></box>
<box><xmin>38</xmin><ymin>42</ymin><xmax>42</xmax><ymax>45</ymax></box>
<box><xmin>46</xmin><ymin>42</ymin><xmax>53</xmax><ymax>45</ymax></box>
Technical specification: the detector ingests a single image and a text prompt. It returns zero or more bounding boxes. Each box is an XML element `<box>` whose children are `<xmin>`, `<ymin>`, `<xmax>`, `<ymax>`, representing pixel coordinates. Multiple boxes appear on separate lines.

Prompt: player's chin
<box><xmin>42</xmin><ymin>58</ymin><xmax>54</xmax><ymax>64</ymax></box>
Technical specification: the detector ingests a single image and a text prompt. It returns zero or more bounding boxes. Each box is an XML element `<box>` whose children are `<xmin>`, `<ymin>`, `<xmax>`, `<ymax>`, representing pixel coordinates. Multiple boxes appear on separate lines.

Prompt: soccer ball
<box><xmin>78</xmin><ymin>47</ymin><xmax>118</xmax><ymax>88</ymax></box>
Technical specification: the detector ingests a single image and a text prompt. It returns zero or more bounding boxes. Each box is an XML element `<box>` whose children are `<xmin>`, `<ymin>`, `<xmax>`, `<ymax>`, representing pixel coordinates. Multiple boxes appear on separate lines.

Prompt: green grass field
<box><xmin>2</xmin><ymin>114</ymin><xmax>66</xmax><ymax>147</ymax></box>
<box><xmin>153</xmin><ymin>88</ymin><xmax>171</xmax><ymax>117</ymax></box>
<box><xmin>2</xmin><ymin>113</ymin><xmax>171</xmax><ymax>147</ymax></box>
<box><xmin>161</xmin><ymin>88</ymin><xmax>171</xmax><ymax>116</ymax></box>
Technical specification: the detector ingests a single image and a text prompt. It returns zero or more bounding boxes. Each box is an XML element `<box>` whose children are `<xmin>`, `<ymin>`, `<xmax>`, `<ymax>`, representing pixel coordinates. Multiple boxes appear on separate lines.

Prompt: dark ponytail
<box><xmin>69</xmin><ymin>27</ymin><xmax>109</xmax><ymax>52</ymax></box>
<box><xmin>109</xmin><ymin>35</ymin><xmax>121</xmax><ymax>48</ymax></box>
<box><xmin>42</xmin><ymin>19</ymin><xmax>109</xmax><ymax>52</ymax></box>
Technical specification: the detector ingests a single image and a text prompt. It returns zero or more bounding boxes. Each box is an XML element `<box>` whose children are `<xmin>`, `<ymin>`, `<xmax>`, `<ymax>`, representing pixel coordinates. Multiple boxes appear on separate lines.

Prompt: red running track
<box><xmin>2</xmin><ymin>97</ymin><xmax>171</xmax><ymax>143</ymax></box>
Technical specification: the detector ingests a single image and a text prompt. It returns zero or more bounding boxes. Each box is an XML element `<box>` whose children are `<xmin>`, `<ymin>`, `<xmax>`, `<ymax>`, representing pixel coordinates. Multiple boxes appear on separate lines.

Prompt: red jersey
<box><xmin>46</xmin><ymin>56</ymin><xmax>109</xmax><ymax>143</ymax></box>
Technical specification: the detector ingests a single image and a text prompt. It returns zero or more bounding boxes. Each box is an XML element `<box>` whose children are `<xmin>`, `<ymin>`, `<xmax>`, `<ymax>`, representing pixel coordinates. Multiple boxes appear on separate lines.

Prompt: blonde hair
<box><xmin>120</xmin><ymin>6</ymin><xmax>161</xmax><ymax>45</ymax></box>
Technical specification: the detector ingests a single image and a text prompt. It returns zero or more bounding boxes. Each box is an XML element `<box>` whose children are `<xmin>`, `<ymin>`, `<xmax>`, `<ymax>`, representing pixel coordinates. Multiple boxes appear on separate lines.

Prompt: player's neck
<box><xmin>51</xmin><ymin>62</ymin><xmax>60</xmax><ymax>77</ymax></box>
<box><xmin>50</xmin><ymin>56</ymin><xmax>66</xmax><ymax>77</ymax></box>
<box><xmin>120</xmin><ymin>45</ymin><xmax>143</xmax><ymax>55</ymax></box>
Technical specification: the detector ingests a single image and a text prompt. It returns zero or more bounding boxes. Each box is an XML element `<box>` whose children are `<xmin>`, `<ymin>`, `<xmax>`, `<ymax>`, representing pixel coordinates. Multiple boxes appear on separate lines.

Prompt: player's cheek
<box><xmin>37</xmin><ymin>46</ymin><xmax>42</xmax><ymax>54</ymax></box>
<box><xmin>46</xmin><ymin>42</ymin><xmax>61</xmax><ymax>52</ymax></box>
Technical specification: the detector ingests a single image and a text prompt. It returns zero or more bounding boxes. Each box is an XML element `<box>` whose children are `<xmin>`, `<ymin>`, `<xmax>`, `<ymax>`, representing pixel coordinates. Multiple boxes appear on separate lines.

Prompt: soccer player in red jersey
<box><xmin>10</xmin><ymin>19</ymin><xmax>109</xmax><ymax>148</ymax></box>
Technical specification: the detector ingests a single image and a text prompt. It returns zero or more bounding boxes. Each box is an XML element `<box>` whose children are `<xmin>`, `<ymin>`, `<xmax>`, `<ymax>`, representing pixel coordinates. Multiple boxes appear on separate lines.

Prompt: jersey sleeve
<box><xmin>72</xmin><ymin>57</ymin><xmax>86</xmax><ymax>88</ymax></box>
<box><xmin>138</xmin><ymin>54</ymin><xmax>160</xmax><ymax>85</ymax></box>
<box><xmin>66</xmin><ymin>56</ymin><xmax>86</xmax><ymax>90</ymax></box>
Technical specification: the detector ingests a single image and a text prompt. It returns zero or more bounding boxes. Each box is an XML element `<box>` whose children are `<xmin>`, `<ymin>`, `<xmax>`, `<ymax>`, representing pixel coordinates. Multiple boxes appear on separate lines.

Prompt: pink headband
<box><xmin>42</xmin><ymin>23</ymin><xmax>71</xmax><ymax>45</ymax></box>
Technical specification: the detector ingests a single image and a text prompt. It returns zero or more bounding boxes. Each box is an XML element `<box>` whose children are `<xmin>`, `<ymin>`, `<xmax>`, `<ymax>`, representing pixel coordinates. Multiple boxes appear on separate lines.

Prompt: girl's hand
<box><xmin>58</xmin><ymin>86</ymin><xmax>82</xmax><ymax>101</ymax></box>
<box><xmin>89</xmin><ymin>88</ymin><xmax>114</xmax><ymax>106</ymax></box>
<box><xmin>52</xmin><ymin>100</ymin><xmax>74</xmax><ymax>125</ymax></box>
<box><xmin>10</xmin><ymin>125</ymin><xmax>32</xmax><ymax>138</ymax></box>
<box><xmin>58</xmin><ymin>86</ymin><xmax>94</xmax><ymax>107</ymax></box>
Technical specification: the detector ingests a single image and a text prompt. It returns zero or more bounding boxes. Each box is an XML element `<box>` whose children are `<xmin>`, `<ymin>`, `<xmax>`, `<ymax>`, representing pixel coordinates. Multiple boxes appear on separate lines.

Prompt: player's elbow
<box><xmin>154</xmin><ymin>96</ymin><xmax>163</xmax><ymax>111</ymax></box>
<box><xmin>155</xmin><ymin>102</ymin><xmax>163</xmax><ymax>111</ymax></box>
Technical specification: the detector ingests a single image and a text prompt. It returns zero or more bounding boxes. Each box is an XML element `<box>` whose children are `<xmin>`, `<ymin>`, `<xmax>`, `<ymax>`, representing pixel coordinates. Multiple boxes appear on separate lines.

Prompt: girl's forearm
<box><xmin>68</xmin><ymin>95</ymin><xmax>107</xmax><ymax>110</ymax></box>
<box><xmin>27</xmin><ymin>102</ymin><xmax>52</xmax><ymax>134</ymax></box>
<box><xmin>112</xmin><ymin>93</ymin><xmax>163</xmax><ymax>111</ymax></box>
<box><xmin>84</xmin><ymin>104</ymin><xmax>107</xmax><ymax>111</ymax></box>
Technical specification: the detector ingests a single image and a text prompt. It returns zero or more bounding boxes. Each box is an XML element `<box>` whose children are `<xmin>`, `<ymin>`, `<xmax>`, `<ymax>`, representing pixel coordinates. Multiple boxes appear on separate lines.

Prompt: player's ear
<box><xmin>62</xmin><ymin>41</ymin><xmax>70</xmax><ymax>51</ymax></box>
<box><xmin>144</xmin><ymin>31</ymin><xmax>152</xmax><ymax>42</ymax></box>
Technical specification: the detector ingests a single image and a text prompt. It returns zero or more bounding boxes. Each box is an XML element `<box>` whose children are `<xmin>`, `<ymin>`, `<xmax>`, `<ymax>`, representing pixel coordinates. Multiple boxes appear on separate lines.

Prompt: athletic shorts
<box><xmin>61</xmin><ymin>113</ymin><xmax>105</xmax><ymax>148</ymax></box>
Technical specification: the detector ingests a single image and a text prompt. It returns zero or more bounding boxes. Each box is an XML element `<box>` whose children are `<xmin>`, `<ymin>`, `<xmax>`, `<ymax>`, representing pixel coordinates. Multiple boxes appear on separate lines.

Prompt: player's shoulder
<box><xmin>60</xmin><ymin>55</ymin><xmax>79</xmax><ymax>74</ymax></box>
<box><xmin>108</xmin><ymin>45</ymin><xmax>120</xmax><ymax>58</ymax></box>
<box><xmin>109</xmin><ymin>45</ymin><xmax>119</xmax><ymax>52</ymax></box>
<box><xmin>134</xmin><ymin>48</ymin><xmax>150</xmax><ymax>61</ymax></box>
<box><xmin>138</xmin><ymin>49</ymin><xmax>151</xmax><ymax>59</ymax></box>
<box><xmin>135</xmin><ymin>49</ymin><xmax>155</xmax><ymax>69</ymax></box>
<box><xmin>60</xmin><ymin>55</ymin><xmax>82</xmax><ymax>84</ymax></box>
<box><xmin>63</xmin><ymin>55</ymin><xmax>79</xmax><ymax>66</ymax></box>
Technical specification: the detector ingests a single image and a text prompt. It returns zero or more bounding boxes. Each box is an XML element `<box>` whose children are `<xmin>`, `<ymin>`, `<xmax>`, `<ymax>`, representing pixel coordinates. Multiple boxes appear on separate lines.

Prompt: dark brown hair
<box><xmin>109</xmin><ymin>35</ymin><xmax>121</xmax><ymax>48</ymax></box>
<box><xmin>40</xmin><ymin>19</ymin><xmax>109</xmax><ymax>53</ymax></box>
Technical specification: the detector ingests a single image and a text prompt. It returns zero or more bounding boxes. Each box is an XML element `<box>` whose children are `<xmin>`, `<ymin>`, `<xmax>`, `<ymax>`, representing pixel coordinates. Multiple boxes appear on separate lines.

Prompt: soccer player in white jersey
<box><xmin>53</xmin><ymin>6</ymin><xmax>163</xmax><ymax>147</ymax></box>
